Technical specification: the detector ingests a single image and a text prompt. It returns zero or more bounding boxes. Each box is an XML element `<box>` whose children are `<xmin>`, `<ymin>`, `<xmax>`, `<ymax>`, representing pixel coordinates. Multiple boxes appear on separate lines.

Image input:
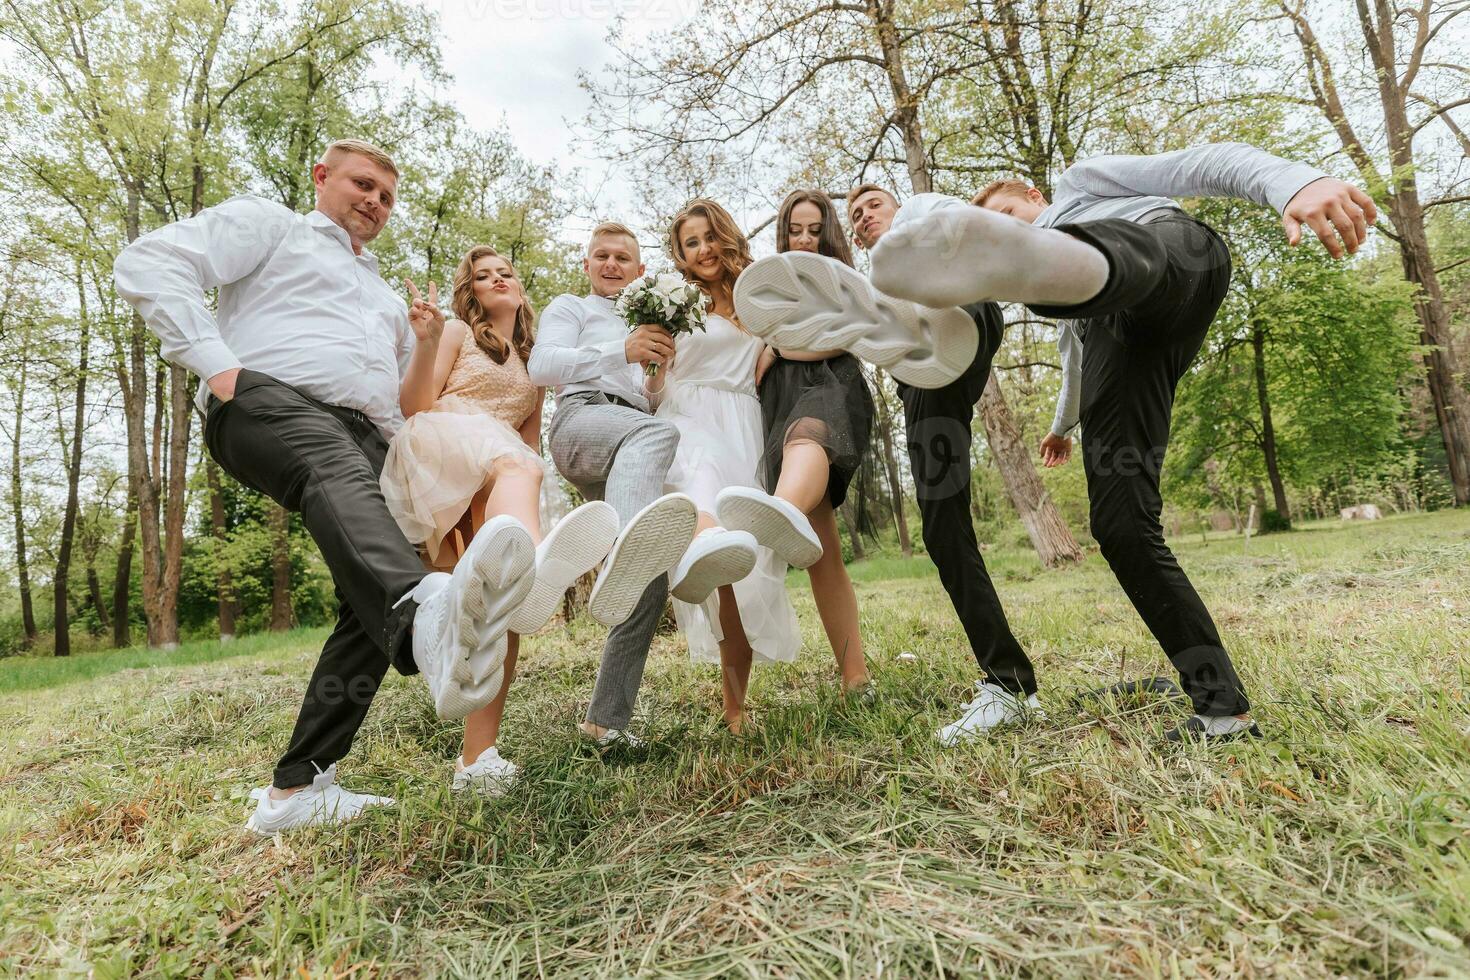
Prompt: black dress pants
<box><xmin>203</xmin><ymin>369</ymin><xmax>429</xmax><ymax>788</ymax></box>
<box><xmin>1030</xmin><ymin>213</ymin><xmax>1250</xmax><ymax>716</ymax></box>
<box><xmin>898</xmin><ymin>303</ymin><xmax>1037</xmax><ymax>696</ymax></box>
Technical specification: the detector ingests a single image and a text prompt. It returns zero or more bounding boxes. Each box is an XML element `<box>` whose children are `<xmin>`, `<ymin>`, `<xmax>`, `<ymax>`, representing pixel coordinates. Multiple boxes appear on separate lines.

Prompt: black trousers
<box><xmin>898</xmin><ymin>304</ymin><xmax>1037</xmax><ymax>696</ymax></box>
<box><xmin>1031</xmin><ymin>213</ymin><xmax>1250</xmax><ymax>716</ymax></box>
<box><xmin>203</xmin><ymin>369</ymin><xmax>429</xmax><ymax>788</ymax></box>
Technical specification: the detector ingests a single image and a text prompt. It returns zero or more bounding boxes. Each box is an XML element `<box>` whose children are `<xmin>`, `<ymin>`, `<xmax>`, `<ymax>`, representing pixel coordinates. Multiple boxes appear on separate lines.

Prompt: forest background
<box><xmin>0</xmin><ymin>0</ymin><xmax>1466</xmax><ymax>656</ymax></box>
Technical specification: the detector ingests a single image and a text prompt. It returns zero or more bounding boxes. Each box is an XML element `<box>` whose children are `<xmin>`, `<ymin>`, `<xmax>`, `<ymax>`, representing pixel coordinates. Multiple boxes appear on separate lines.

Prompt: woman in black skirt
<box><xmin>723</xmin><ymin>189</ymin><xmax>875</xmax><ymax>694</ymax></box>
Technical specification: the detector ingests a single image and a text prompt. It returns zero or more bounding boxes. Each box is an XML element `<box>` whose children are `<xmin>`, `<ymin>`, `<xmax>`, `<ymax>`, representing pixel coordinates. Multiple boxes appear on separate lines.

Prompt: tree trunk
<box><xmin>112</xmin><ymin>484</ymin><xmax>137</xmax><ymax>647</ymax></box>
<box><xmin>1251</xmin><ymin>324</ymin><xmax>1291</xmax><ymax>525</ymax></box>
<box><xmin>87</xmin><ymin>564</ymin><xmax>110</xmax><ymax>633</ymax></box>
<box><xmin>120</xmin><ymin>187</ymin><xmax>173</xmax><ymax>648</ymax></box>
<box><xmin>1283</xmin><ymin>0</ymin><xmax>1470</xmax><ymax>505</ymax></box>
<box><xmin>9</xmin><ymin>317</ymin><xmax>36</xmax><ymax>648</ymax></box>
<box><xmin>873</xmin><ymin>377</ymin><xmax>912</xmax><ymax>557</ymax></box>
<box><xmin>977</xmin><ymin>373</ymin><xmax>1084</xmax><ymax>567</ymax></box>
<box><xmin>1392</xmin><ymin>197</ymin><xmax>1470</xmax><ymax>505</ymax></box>
<box><xmin>269</xmin><ymin>503</ymin><xmax>294</xmax><ymax>631</ymax></box>
<box><xmin>841</xmin><ymin>498</ymin><xmax>867</xmax><ymax>560</ymax></box>
<box><xmin>54</xmin><ymin>260</ymin><xmax>92</xmax><ymax>656</ymax></box>
<box><xmin>206</xmin><ymin>459</ymin><xmax>237</xmax><ymax>641</ymax></box>
<box><xmin>1252</xmin><ymin>479</ymin><xmax>1269</xmax><ymax>530</ymax></box>
<box><xmin>158</xmin><ymin>364</ymin><xmax>192</xmax><ymax>648</ymax></box>
<box><xmin>867</xmin><ymin>0</ymin><xmax>1081</xmax><ymax>567</ymax></box>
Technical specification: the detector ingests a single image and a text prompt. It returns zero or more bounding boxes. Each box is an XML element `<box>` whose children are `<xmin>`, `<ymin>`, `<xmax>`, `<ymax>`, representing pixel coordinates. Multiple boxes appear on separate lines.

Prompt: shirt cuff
<box><xmin>182</xmin><ymin>340</ymin><xmax>244</xmax><ymax>383</ymax></box>
<box><xmin>597</xmin><ymin>337</ymin><xmax>630</xmax><ymax>373</ymax></box>
<box><xmin>1268</xmin><ymin>165</ymin><xmax>1332</xmax><ymax>214</ymax></box>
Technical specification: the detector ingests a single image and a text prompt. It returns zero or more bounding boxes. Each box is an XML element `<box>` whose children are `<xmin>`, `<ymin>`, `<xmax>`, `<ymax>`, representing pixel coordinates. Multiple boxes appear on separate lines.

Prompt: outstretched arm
<box><xmin>1050</xmin><ymin>321</ymin><xmax>1082</xmax><ymax>439</ymax></box>
<box><xmin>113</xmin><ymin>195</ymin><xmax>292</xmax><ymax>400</ymax></box>
<box><xmin>399</xmin><ymin>291</ymin><xmax>461</xmax><ymax>419</ymax></box>
<box><xmin>1059</xmin><ymin>143</ymin><xmax>1376</xmax><ymax>257</ymax></box>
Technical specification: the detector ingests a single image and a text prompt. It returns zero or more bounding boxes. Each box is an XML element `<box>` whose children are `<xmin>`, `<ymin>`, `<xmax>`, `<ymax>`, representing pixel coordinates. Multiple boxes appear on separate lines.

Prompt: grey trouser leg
<box><xmin>548</xmin><ymin>392</ymin><xmax>681</xmax><ymax>729</ymax></box>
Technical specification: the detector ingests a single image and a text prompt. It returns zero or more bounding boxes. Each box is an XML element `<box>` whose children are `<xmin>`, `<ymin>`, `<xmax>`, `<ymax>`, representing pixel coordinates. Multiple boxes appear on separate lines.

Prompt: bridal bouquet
<box><xmin>614</xmin><ymin>271</ymin><xmax>707</xmax><ymax>376</ymax></box>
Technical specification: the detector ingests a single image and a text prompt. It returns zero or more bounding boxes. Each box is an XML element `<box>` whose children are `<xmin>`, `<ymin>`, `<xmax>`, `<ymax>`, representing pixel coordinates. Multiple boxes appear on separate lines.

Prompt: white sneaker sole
<box><xmin>670</xmin><ymin>537</ymin><xmax>758</xmax><ymax>603</ymax></box>
<box><xmin>733</xmin><ymin>252</ymin><xmax>978</xmax><ymax>390</ymax></box>
<box><xmin>588</xmin><ymin>494</ymin><xmax>698</xmax><ymax>627</ymax></box>
<box><xmin>452</xmin><ymin>516</ymin><xmax>536</xmax><ymax>689</ymax></box>
<box><xmin>716</xmin><ymin>489</ymin><xmax>822</xmax><ymax>569</ymax></box>
<box><xmin>509</xmin><ymin>501</ymin><xmax>619</xmax><ymax>635</ymax></box>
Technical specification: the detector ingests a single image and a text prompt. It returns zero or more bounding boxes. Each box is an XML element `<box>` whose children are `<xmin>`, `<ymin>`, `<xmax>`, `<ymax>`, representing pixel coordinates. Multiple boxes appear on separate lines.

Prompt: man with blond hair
<box><xmin>115</xmin><ymin>139</ymin><xmax>537</xmax><ymax>833</ymax></box>
<box><xmin>530</xmin><ymin>221</ymin><xmax>753</xmax><ymax>747</ymax></box>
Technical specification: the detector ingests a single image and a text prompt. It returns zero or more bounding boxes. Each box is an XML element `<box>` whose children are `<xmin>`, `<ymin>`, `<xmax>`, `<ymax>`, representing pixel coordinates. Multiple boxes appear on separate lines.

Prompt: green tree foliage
<box><xmin>1168</xmin><ymin>201</ymin><xmax>1420</xmax><ymax>523</ymax></box>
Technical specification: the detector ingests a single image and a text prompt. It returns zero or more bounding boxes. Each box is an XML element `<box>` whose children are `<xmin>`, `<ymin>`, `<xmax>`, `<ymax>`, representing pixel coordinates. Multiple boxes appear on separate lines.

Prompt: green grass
<box><xmin>3</xmin><ymin>510</ymin><xmax>1468</xmax><ymax>976</ymax></box>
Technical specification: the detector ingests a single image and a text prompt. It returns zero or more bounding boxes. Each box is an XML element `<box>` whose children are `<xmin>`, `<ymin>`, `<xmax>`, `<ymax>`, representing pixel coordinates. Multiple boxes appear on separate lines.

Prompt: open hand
<box><xmin>406</xmin><ymin>278</ymin><xmax>445</xmax><ymax>343</ymax></box>
<box><xmin>755</xmin><ymin>345</ymin><xmax>778</xmax><ymax>385</ymax></box>
<box><xmin>1283</xmin><ymin>178</ymin><xmax>1378</xmax><ymax>259</ymax></box>
<box><xmin>1040</xmin><ymin>432</ymin><xmax>1073</xmax><ymax>467</ymax></box>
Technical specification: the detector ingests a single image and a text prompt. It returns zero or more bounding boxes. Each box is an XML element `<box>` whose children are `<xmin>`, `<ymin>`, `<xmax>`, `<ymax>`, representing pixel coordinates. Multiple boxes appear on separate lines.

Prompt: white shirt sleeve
<box><xmin>1055</xmin><ymin>143</ymin><xmax>1328</xmax><ymax>214</ymax></box>
<box><xmin>526</xmin><ymin>295</ymin><xmax>629</xmax><ymax>386</ymax></box>
<box><xmin>113</xmin><ymin>195</ymin><xmax>294</xmax><ymax>382</ymax></box>
<box><xmin>1051</xmin><ymin>321</ymin><xmax>1083</xmax><ymax>438</ymax></box>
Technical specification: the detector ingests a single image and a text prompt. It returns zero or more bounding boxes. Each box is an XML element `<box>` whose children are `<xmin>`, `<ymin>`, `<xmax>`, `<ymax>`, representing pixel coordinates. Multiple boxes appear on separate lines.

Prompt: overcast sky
<box><xmin>414</xmin><ymin>0</ymin><xmax>693</xmax><ymax>244</ymax></box>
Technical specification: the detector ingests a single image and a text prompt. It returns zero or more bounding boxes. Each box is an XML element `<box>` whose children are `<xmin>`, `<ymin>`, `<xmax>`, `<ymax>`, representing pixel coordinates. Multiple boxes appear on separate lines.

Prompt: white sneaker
<box><xmin>452</xmin><ymin>745</ymin><xmax>519</xmax><ymax>795</ymax></box>
<box><xmin>732</xmin><ymin>251</ymin><xmax>978</xmax><ymax>389</ymax></box>
<box><xmin>244</xmin><ymin>765</ymin><xmax>393</xmax><ymax>835</ymax></box>
<box><xmin>411</xmin><ymin>514</ymin><xmax>535</xmax><ymax>720</ymax></box>
<box><xmin>509</xmin><ymin>501</ymin><xmax>619</xmax><ymax>635</ymax></box>
<box><xmin>936</xmin><ymin>682</ymin><xmax>1041</xmax><ymax>746</ymax></box>
<box><xmin>669</xmin><ymin>528</ymin><xmax>758</xmax><ymax>603</ymax></box>
<box><xmin>588</xmin><ymin>493</ymin><xmax>698</xmax><ymax>627</ymax></box>
<box><xmin>716</xmin><ymin>486</ymin><xmax>822</xmax><ymax>568</ymax></box>
<box><xmin>581</xmin><ymin>726</ymin><xmax>646</xmax><ymax>749</ymax></box>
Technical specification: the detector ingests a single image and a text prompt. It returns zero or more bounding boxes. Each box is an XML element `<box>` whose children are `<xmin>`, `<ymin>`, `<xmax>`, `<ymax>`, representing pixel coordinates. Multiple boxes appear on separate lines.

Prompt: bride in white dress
<box><xmin>652</xmin><ymin>199</ymin><xmax>801</xmax><ymax>731</ymax></box>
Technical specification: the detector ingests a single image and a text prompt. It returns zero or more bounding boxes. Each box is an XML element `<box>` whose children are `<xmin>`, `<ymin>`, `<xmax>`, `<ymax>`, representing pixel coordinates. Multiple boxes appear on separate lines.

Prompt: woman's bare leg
<box><xmin>716</xmin><ymin>583</ymin><xmax>754</xmax><ymax>732</ymax></box>
<box><xmin>805</xmin><ymin>500</ymin><xmax>868</xmax><ymax>690</ymax></box>
<box><xmin>773</xmin><ymin>436</ymin><xmax>868</xmax><ymax>690</ymax></box>
<box><xmin>773</xmin><ymin>440</ymin><xmax>830</xmax><ymax>514</ymax></box>
<box><xmin>462</xmin><ymin>458</ymin><xmax>543</xmax><ymax>765</ymax></box>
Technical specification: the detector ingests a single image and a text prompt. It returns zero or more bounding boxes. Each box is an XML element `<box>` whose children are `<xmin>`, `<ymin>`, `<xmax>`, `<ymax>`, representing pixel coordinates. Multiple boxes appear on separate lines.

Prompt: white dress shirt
<box><xmin>113</xmin><ymin>194</ymin><xmax>414</xmax><ymax>434</ymax></box>
<box><xmin>527</xmin><ymin>292</ymin><xmax>647</xmax><ymax>411</ymax></box>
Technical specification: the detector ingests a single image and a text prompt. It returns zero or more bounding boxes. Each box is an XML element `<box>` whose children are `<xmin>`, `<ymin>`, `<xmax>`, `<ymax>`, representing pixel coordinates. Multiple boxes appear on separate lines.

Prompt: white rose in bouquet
<box><xmin>615</xmin><ymin>268</ymin><xmax>709</xmax><ymax>376</ymax></box>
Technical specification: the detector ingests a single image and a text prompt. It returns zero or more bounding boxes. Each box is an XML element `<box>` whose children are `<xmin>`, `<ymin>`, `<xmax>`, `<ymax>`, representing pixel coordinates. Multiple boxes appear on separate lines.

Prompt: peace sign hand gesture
<box><xmin>405</xmin><ymin>278</ymin><xmax>445</xmax><ymax>344</ymax></box>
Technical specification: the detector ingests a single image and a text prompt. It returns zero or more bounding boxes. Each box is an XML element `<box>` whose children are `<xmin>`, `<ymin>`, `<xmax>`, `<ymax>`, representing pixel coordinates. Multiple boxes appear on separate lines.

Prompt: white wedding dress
<box><xmin>657</xmin><ymin>313</ymin><xmax>801</xmax><ymax>663</ymax></box>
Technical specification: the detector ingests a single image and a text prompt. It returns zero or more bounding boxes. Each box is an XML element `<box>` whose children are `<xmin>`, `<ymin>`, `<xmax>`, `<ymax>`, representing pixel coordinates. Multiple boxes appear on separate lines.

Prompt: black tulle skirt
<box><xmin>758</xmin><ymin>353</ymin><xmax>875</xmax><ymax>508</ymax></box>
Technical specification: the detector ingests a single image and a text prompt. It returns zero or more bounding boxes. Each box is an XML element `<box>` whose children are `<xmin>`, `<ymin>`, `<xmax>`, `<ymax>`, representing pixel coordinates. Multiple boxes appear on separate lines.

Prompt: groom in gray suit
<box><xmin>529</xmin><ymin>221</ymin><xmax>707</xmax><ymax>745</ymax></box>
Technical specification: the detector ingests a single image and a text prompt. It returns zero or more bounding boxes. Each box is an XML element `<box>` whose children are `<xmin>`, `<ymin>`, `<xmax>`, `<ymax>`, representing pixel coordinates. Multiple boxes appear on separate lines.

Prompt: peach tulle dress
<box><xmin>381</xmin><ymin>323</ymin><xmax>546</xmax><ymax>570</ymax></box>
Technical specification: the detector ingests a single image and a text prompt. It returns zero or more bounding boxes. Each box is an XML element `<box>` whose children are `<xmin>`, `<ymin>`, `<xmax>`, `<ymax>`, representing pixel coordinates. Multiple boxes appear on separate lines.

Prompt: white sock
<box><xmin>870</xmin><ymin>205</ymin><xmax>1110</xmax><ymax>309</ymax></box>
<box><xmin>1194</xmin><ymin>715</ymin><xmax>1254</xmax><ymax>736</ymax></box>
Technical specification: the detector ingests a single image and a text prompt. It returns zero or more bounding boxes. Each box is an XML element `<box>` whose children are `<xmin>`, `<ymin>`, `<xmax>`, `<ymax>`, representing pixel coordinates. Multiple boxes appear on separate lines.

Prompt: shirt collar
<box><xmin>308</xmin><ymin>208</ymin><xmax>379</xmax><ymax>270</ymax></box>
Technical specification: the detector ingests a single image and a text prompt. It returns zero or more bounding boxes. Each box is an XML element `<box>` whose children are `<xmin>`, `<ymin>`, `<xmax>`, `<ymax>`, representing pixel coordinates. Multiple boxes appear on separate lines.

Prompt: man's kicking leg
<box><xmin>206</xmin><ymin>371</ymin><xmax>535</xmax><ymax>832</ymax></box>
<box><xmin>1038</xmin><ymin>216</ymin><xmax>1257</xmax><ymax>739</ymax></box>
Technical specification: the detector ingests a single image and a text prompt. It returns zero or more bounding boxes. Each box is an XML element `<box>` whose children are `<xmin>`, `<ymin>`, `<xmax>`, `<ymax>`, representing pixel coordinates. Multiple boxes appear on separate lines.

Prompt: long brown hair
<box><xmin>450</xmin><ymin>245</ymin><xmax>535</xmax><ymax>365</ymax></box>
<box><xmin>776</xmin><ymin>189</ymin><xmax>854</xmax><ymax>267</ymax></box>
<box><xmin>669</xmin><ymin>198</ymin><xmax>752</xmax><ymax>293</ymax></box>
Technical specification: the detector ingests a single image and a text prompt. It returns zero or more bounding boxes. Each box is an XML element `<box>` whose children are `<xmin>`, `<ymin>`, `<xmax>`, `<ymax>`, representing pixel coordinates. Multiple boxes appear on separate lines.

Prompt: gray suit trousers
<box><xmin>547</xmin><ymin>391</ymin><xmax>681</xmax><ymax>729</ymax></box>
